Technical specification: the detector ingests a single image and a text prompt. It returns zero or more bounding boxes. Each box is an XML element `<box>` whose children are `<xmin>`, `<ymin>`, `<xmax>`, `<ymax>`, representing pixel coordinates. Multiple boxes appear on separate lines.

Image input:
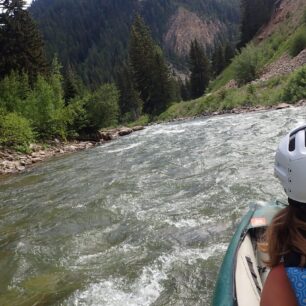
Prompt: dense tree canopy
<box><xmin>29</xmin><ymin>0</ymin><xmax>240</xmax><ymax>87</ymax></box>
<box><xmin>116</xmin><ymin>63</ymin><xmax>143</xmax><ymax>122</ymax></box>
<box><xmin>129</xmin><ymin>15</ymin><xmax>176</xmax><ymax>116</ymax></box>
<box><xmin>0</xmin><ymin>0</ymin><xmax>47</xmax><ymax>82</ymax></box>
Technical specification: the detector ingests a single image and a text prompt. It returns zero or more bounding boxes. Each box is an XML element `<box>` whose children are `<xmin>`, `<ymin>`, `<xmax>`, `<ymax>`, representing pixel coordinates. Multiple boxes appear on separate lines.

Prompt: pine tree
<box><xmin>129</xmin><ymin>15</ymin><xmax>155</xmax><ymax>107</ymax></box>
<box><xmin>63</xmin><ymin>64</ymin><xmax>84</xmax><ymax>105</ymax></box>
<box><xmin>189</xmin><ymin>39</ymin><xmax>210</xmax><ymax>99</ymax></box>
<box><xmin>116</xmin><ymin>62</ymin><xmax>143</xmax><ymax>122</ymax></box>
<box><xmin>148</xmin><ymin>50</ymin><xmax>174</xmax><ymax>114</ymax></box>
<box><xmin>212</xmin><ymin>45</ymin><xmax>225</xmax><ymax>77</ymax></box>
<box><xmin>0</xmin><ymin>71</ymin><xmax>30</xmax><ymax>113</ymax></box>
<box><xmin>129</xmin><ymin>15</ymin><xmax>174</xmax><ymax>116</ymax></box>
<box><xmin>224</xmin><ymin>43</ymin><xmax>235</xmax><ymax>66</ymax></box>
<box><xmin>0</xmin><ymin>0</ymin><xmax>47</xmax><ymax>82</ymax></box>
<box><xmin>49</xmin><ymin>56</ymin><xmax>64</xmax><ymax>110</ymax></box>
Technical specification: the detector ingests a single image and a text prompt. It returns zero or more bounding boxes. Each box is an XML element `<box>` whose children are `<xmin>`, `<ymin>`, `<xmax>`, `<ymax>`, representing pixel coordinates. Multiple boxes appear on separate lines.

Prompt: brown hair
<box><xmin>263</xmin><ymin>203</ymin><xmax>306</xmax><ymax>267</ymax></box>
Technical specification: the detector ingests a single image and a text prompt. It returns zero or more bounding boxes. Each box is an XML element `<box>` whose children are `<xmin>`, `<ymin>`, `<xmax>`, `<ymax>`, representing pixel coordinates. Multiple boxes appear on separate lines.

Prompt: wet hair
<box><xmin>263</xmin><ymin>199</ymin><xmax>306</xmax><ymax>267</ymax></box>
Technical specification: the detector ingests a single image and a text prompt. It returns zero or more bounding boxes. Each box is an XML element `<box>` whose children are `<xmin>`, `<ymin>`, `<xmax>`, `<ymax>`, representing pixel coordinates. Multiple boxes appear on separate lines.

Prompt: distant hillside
<box><xmin>29</xmin><ymin>0</ymin><xmax>240</xmax><ymax>87</ymax></box>
<box><xmin>158</xmin><ymin>0</ymin><xmax>306</xmax><ymax>121</ymax></box>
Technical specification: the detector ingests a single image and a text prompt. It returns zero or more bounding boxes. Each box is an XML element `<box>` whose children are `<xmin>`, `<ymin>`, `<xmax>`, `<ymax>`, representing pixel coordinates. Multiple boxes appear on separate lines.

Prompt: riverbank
<box><xmin>1</xmin><ymin>100</ymin><xmax>305</xmax><ymax>176</ymax></box>
<box><xmin>163</xmin><ymin>100</ymin><xmax>306</xmax><ymax>123</ymax></box>
<box><xmin>0</xmin><ymin>126</ymin><xmax>144</xmax><ymax>175</ymax></box>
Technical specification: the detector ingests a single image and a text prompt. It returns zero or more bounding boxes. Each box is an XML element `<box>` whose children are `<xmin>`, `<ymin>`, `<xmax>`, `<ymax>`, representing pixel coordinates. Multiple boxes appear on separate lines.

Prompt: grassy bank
<box><xmin>158</xmin><ymin>65</ymin><xmax>305</xmax><ymax>122</ymax></box>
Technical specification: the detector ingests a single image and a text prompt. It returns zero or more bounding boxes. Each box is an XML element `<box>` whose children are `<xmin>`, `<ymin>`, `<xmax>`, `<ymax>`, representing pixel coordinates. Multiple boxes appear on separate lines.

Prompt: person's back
<box><xmin>261</xmin><ymin>264</ymin><xmax>298</xmax><ymax>306</ymax></box>
<box><xmin>260</xmin><ymin>124</ymin><xmax>306</xmax><ymax>306</ymax></box>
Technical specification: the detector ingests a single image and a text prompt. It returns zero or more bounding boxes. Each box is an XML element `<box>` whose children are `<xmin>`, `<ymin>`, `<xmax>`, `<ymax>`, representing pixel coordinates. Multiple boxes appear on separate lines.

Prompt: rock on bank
<box><xmin>0</xmin><ymin>126</ymin><xmax>144</xmax><ymax>175</ymax></box>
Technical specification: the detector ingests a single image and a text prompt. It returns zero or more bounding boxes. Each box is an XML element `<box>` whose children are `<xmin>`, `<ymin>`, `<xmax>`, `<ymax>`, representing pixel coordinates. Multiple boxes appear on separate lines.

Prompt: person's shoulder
<box><xmin>260</xmin><ymin>264</ymin><xmax>298</xmax><ymax>306</ymax></box>
<box><xmin>269</xmin><ymin>264</ymin><xmax>287</xmax><ymax>279</ymax></box>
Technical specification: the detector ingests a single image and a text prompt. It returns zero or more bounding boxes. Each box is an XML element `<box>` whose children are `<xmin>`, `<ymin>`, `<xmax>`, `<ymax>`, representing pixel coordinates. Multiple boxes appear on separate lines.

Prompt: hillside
<box><xmin>29</xmin><ymin>0</ymin><xmax>240</xmax><ymax>87</ymax></box>
<box><xmin>158</xmin><ymin>0</ymin><xmax>306</xmax><ymax>121</ymax></box>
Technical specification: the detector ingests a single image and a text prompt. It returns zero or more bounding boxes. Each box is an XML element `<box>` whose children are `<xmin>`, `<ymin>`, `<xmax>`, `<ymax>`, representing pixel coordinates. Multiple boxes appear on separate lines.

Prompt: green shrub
<box><xmin>86</xmin><ymin>83</ymin><xmax>119</xmax><ymax>129</ymax></box>
<box><xmin>64</xmin><ymin>97</ymin><xmax>88</xmax><ymax>138</ymax></box>
<box><xmin>0</xmin><ymin>113</ymin><xmax>34</xmax><ymax>147</ymax></box>
<box><xmin>0</xmin><ymin>106</ymin><xmax>7</xmax><ymax>118</ymax></box>
<box><xmin>289</xmin><ymin>31</ymin><xmax>306</xmax><ymax>57</ymax></box>
<box><xmin>217</xmin><ymin>88</ymin><xmax>227</xmax><ymax>100</ymax></box>
<box><xmin>14</xmin><ymin>144</ymin><xmax>32</xmax><ymax>154</ymax></box>
<box><xmin>0</xmin><ymin>72</ymin><xmax>30</xmax><ymax>113</ymax></box>
<box><xmin>270</xmin><ymin>34</ymin><xmax>283</xmax><ymax>51</ymax></box>
<box><xmin>247</xmin><ymin>84</ymin><xmax>256</xmax><ymax>95</ymax></box>
<box><xmin>128</xmin><ymin>115</ymin><xmax>150</xmax><ymax>127</ymax></box>
<box><xmin>25</xmin><ymin>75</ymin><xmax>67</xmax><ymax>139</ymax></box>
<box><xmin>266</xmin><ymin>76</ymin><xmax>282</xmax><ymax>88</ymax></box>
<box><xmin>282</xmin><ymin>66</ymin><xmax>306</xmax><ymax>102</ymax></box>
<box><xmin>232</xmin><ymin>44</ymin><xmax>261</xmax><ymax>85</ymax></box>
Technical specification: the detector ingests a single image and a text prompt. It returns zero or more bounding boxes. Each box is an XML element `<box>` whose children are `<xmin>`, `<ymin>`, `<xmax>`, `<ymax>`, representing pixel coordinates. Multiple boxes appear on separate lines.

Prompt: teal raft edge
<box><xmin>211</xmin><ymin>205</ymin><xmax>257</xmax><ymax>306</ymax></box>
<box><xmin>211</xmin><ymin>201</ymin><xmax>286</xmax><ymax>306</ymax></box>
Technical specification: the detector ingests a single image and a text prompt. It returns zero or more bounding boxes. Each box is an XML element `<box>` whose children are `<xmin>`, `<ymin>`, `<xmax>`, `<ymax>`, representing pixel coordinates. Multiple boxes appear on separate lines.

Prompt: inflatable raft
<box><xmin>212</xmin><ymin>201</ymin><xmax>286</xmax><ymax>306</ymax></box>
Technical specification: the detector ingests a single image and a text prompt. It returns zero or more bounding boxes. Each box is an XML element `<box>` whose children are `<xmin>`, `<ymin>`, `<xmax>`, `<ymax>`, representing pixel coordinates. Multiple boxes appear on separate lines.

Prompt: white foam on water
<box><xmin>150</xmin><ymin>128</ymin><xmax>186</xmax><ymax>135</ymax></box>
<box><xmin>180</xmin><ymin>120</ymin><xmax>209</xmax><ymax>127</ymax></box>
<box><xmin>74</xmin><ymin>244</ymin><xmax>141</xmax><ymax>266</ymax></box>
<box><xmin>164</xmin><ymin>216</ymin><xmax>212</xmax><ymax>228</ymax></box>
<box><xmin>178</xmin><ymin>114</ymin><xmax>236</xmax><ymax>128</ymax></box>
<box><xmin>75</xmin><ymin>252</ymin><xmax>105</xmax><ymax>265</ymax></box>
<box><xmin>97</xmin><ymin>141</ymin><xmax>118</xmax><ymax>150</ymax></box>
<box><xmin>66</xmin><ymin>243</ymin><xmax>227</xmax><ymax>306</ymax></box>
<box><xmin>107</xmin><ymin>142</ymin><xmax>143</xmax><ymax>154</ymax></box>
<box><xmin>16</xmin><ymin>241</ymin><xmax>26</xmax><ymax>252</ymax></box>
<box><xmin>71</xmin><ymin>202</ymin><xmax>88</xmax><ymax>209</ymax></box>
<box><xmin>68</xmin><ymin>258</ymin><xmax>167</xmax><ymax>306</ymax></box>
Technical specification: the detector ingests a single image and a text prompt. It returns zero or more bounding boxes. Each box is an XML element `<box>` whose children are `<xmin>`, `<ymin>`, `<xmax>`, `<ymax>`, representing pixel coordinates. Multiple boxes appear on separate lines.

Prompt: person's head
<box><xmin>275</xmin><ymin>124</ymin><xmax>306</xmax><ymax>202</ymax></box>
<box><xmin>265</xmin><ymin>203</ymin><xmax>306</xmax><ymax>267</ymax></box>
<box><xmin>266</xmin><ymin>124</ymin><xmax>306</xmax><ymax>267</ymax></box>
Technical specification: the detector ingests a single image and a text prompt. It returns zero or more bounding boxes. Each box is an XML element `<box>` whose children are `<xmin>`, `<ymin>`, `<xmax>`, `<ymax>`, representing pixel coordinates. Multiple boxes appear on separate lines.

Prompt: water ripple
<box><xmin>1</xmin><ymin>107</ymin><xmax>306</xmax><ymax>305</ymax></box>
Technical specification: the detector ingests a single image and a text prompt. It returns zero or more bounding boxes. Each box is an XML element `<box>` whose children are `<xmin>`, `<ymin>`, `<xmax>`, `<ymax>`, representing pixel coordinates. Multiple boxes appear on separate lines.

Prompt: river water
<box><xmin>1</xmin><ymin>107</ymin><xmax>306</xmax><ymax>306</ymax></box>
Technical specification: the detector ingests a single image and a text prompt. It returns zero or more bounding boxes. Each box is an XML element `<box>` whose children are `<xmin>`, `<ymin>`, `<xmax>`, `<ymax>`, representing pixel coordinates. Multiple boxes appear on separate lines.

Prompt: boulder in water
<box><xmin>276</xmin><ymin>103</ymin><xmax>291</xmax><ymax>109</ymax></box>
<box><xmin>118</xmin><ymin>127</ymin><xmax>133</xmax><ymax>136</ymax></box>
<box><xmin>132</xmin><ymin>126</ymin><xmax>144</xmax><ymax>132</ymax></box>
<box><xmin>99</xmin><ymin>131</ymin><xmax>116</xmax><ymax>141</ymax></box>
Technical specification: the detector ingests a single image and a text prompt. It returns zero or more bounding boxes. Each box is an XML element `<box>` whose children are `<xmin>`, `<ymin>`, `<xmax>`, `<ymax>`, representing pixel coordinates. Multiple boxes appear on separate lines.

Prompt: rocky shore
<box><xmin>0</xmin><ymin>126</ymin><xmax>144</xmax><ymax>176</ymax></box>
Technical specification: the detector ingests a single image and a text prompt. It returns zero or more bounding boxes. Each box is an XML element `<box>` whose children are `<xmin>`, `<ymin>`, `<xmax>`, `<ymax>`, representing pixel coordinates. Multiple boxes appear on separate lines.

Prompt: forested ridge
<box><xmin>29</xmin><ymin>0</ymin><xmax>241</xmax><ymax>87</ymax></box>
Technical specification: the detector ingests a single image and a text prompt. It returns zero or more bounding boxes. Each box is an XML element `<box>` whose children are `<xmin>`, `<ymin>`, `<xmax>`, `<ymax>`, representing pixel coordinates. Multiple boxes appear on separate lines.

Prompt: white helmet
<box><xmin>275</xmin><ymin>124</ymin><xmax>306</xmax><ymax>203</ymax></box>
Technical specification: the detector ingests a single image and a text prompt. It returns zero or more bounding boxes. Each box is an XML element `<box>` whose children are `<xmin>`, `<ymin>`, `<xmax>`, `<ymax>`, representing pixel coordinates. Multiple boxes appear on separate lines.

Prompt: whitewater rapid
<box><xmin>1</xmin><ymin>106</ymin><xmax>306</xmax><ymax>305</ymax></box>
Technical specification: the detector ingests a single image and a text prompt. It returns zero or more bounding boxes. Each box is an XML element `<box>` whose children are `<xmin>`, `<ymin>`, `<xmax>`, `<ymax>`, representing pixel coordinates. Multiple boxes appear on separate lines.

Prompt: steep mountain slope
<box><xmin>158</xmin><ymin>0</ymin><xmax>306</xmax><ymax>121</ymax></box>
<box><xmin>164</xmin><ymin>7</ymin><xmax>227</xmax><ymax>57</ymax></box>
<box><xmin>29</xmin><ymin>0</ymin><xmax>240</xmax><ymax>87</ymax></box>
<box><xmin>255</xmin><ymin>0</ymin><xmax>304</xmax><ymax>43</ymax></box>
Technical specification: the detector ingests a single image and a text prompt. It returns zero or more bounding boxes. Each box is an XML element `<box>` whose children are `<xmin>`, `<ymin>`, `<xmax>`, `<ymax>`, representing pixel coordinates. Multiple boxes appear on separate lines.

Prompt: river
<box><xmin>0</xmin><ymin>107</ymin><xmax>305</xmax><ymax>306</ymax></box>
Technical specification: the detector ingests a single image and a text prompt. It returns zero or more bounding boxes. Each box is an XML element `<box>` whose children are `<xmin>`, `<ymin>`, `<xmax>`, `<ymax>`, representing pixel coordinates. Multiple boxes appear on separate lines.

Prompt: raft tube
<box><xmin>211</xmin><ymin>201</ymin><xmax>286</xmax><ymax>306</ymax></box>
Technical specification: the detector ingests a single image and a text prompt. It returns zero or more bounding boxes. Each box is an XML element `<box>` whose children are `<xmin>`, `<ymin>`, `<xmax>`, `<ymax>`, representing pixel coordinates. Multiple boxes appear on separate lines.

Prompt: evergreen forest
<box><xmin>1</xmin><ymin>0</ymin><xmax>296</xmax><ymax>152</ymax></box>
<box><xmin>29</xmin><ymin>0</ymin><xmax>241</xmax><ymax>87</ymax></box>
